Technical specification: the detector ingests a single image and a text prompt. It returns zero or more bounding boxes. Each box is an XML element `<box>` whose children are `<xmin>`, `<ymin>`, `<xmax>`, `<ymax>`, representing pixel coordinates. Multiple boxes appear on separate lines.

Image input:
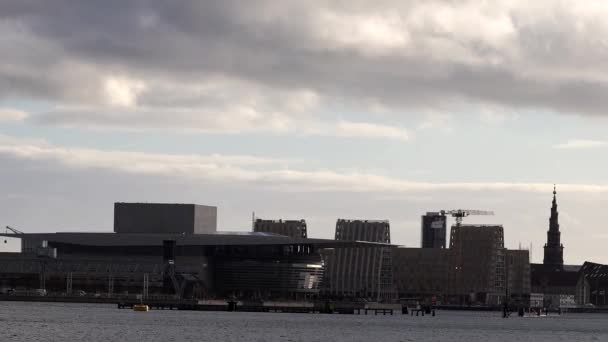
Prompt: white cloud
<box><xmin>103</xmin><ymin>76</ymin><xmax>146</xmax><ymax>108</ymax></box>
<box><xmin>0</xmin><ymin>108</ymin><xmax>28</xmax><ymax>121</ymax></box>
<box><xmin>5</xmin><ymin>0</ymin><xmax>608</xmax><ymax>135</ymax></box>
<box><xmin>1</xmin><ymin>135</ymin><xmax>607</xmax><ymax>194</ymax></box>
<box><xmin>554</xmin><ymin>139</ymin><xmax>608</xmax><ymax>149</ymax></box>
<box><xmin>305</xmin><ymin>120</ymin><xmax>409</xmax><ymax>141</ymax></box>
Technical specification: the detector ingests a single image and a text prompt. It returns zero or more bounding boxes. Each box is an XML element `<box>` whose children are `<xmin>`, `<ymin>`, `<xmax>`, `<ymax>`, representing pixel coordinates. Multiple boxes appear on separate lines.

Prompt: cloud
<box><xmin>1</xmin><ymin>135</ymin><xmax>607</xmax><ymax>194</ymax></box>
<box><xmin>0</xmin><ymin>108</ymin><xmax>27</xmax><ymax>122</ymax></box>
<box><xmin>554</xmin><ymin>139</ymin><xmax>608</xmax><ymax>149</ymax></box>
<box><xmin>3</xmin><ymin>0</ymin><xmax>608</xmax><ymax>136</ymax></box>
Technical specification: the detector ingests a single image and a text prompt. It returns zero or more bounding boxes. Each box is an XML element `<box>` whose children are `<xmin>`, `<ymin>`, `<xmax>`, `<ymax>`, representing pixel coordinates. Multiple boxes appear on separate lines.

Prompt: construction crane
<box><xmin>439</xmin><ymin>209</ymin><xmax>494</xmax><ymax>226</ymax></box>
<box><xmin>5</xmin><ymin>226</ymin><xmax>24</xmax><ymax>234</ymax></box>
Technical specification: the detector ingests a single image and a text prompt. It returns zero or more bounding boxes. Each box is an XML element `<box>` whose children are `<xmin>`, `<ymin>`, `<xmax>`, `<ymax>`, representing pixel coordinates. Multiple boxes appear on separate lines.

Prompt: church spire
<box><xmin>544</xmin><ymin>185</ymin><xmax>564</xmax><ymax>268</ymax></box>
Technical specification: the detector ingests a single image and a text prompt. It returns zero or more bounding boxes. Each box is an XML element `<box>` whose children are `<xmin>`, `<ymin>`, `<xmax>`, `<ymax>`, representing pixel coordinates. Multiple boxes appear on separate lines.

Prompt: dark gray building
<box><xmin>393</xmin><ymin>247</ymin><xmax>450</xmax><ymax>301</ymax></box>
<box><xmin>253</xmin><ymin>219</ymin><xmax>307</xmax><ymax>238</ymax></box>
<box><xmin>543</xmin><ymin>186</ymin><xmax>564</xmax><ymax>269</ymax></box>
<box><xmin>114</xmin><ymin>203</ymin><xmax>217</xmax><ymax>234</ymax></box>
<box><xmin>421</xmin><ymin>212</ymin><xmax>447</xmax><ymax>248</ymax></box>
<box><xmin>506</xmin><ymin>249</ymin><xmax>531</xmax><ymax>306</ymax></box>
<box><xmin>448</xmin><ymin>224</ymin><xmax>506</xmax><ymax>305</ymax></box>
<box><xmin>323</xmin><ymin>219</ymin><xmax>395</xmax><ymax>301</ymax></box>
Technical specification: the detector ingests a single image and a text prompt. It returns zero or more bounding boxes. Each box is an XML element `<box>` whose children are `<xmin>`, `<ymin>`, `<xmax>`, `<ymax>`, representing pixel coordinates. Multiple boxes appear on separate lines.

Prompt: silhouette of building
<box><xmin>448</xmin><ymin>224</ymin><xmax>506</xmax><ymax>305</ymax></box>
<box><xmin>393</xmin><ymin>247</ymin><xmax>450</xmax><ymax>300</ymax></box>
<box><xmin>421</xmin><ymin>212</ymin><xmax>447</xmax><ymax>248</ymax></box>
<box><xmin>114</xmin><ymin>202</ymin><xmax>217</xmax><ymax>234</ymax></box>
<box><xmin>323</xmin><ymin>219</ymin><xmax>395</xmax><ymax>301</ymax></box>
<box><xmin>253</xmin><ymin>219</ymin><xmax>307</xmax><ymax>239</ymax></box>
<box><xmin>543</xmin><ymin>186</ymin><xmax>564</xmax><ymax>269</ymax></box>
<box><xmin>531</xmin><ymin>186</ymin><xmax>580</xmax><ymax>308</ymax></box>
<box><xmin>577</xmin><ymin>262</ymin><xmax>608</xmax><ymax>306</ymax></box>
<box><xmin>0</xmin><ymin>203</ymin><xmax>385</xmax><ymax>300</ymax></box>
<box><xmin>506</xmin><ymin>249</ymin><xmax>531</xmax><ymax>305</ymax></box>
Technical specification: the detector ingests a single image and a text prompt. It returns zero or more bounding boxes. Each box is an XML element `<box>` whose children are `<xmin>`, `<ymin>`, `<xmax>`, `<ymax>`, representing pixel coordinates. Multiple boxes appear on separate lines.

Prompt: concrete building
<box><xmin>506</xmin><ymin>249</ymin><xmax>531</xmax><ymax>306</ymax></box>
<box><xmin>392</xmin><ymin>247</ymin><xmax>450</xmax><ymax>301</ymax></box>
<box><xmin>253</xmin><ymin>219</ymin><xmax>307</xmax><ymax>239</ymax></box>
<box><xmin>448</xmin><ymin>224</ymin><xmax>506</xmax><ymax>305</ymax></box>
<box><xmin>114</xmin><ymin>202</ymin><xmax>217</xmax><ymax>234</ymax></box>
<box><xmin>421</xmin><ymin>212</ymin><xmax>447</xmax><ymax>248</ymax></box>
<box><xmin>323</xmin><ymin>219</ymin><xmax>395</xmax><ymax>301</ymax></box>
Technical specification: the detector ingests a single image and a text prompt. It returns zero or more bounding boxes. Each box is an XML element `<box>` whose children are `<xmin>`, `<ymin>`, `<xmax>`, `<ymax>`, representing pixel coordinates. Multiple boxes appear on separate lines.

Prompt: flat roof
<box><xmin>0</xmin><ymin>232</ymin><xmax>392</xmax><ymax>248</ymax></box>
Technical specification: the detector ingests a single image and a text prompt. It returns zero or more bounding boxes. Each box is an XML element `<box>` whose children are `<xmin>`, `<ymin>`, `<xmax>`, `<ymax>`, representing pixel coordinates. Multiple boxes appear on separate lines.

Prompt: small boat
<box><xmin>133</xmin><ymin>304</ymin><xmax>150</xmax><ymax>312</ymax></box>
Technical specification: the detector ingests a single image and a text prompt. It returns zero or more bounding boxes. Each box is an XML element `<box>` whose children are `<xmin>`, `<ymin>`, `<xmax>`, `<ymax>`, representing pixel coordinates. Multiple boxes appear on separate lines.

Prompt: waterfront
<box><xmin>0</xmin><ymin>302</ymin><xmax>607</xmax><ymax>341</ymax></box>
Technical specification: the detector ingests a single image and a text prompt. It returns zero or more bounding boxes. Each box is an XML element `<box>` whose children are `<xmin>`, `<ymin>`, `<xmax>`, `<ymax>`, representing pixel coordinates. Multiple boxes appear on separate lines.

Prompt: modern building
<box><xmin>531</xmin><ymin>187</ymin><xmax>580</xmax><ymax>308</ymax></box>
<box><xmin>421</xmin><ymin>212</ymin><xmax>447</xmax><ymax>248</ymax></box>
<box><xmin>253</xmin><ymin>219</ymin><xmax>307</xmax><ymax>239</ymax></box>
<box><xmin>392</xmin><ymin>247</ymin><xmax>450</xmax><ymax>301</ymax></box>
<box><xmin>0</xmin><ymin>203</ymin><xmax>379</xmax><ymax>300</ymax></box>
<box><xmin>323</xmin><ymin>219</ymin><xmax>395</xmax><ymax>301</ymax></box>
<box><xmin>577</xmin><ymin>262</ymin><xmax>608</xmax><ymax>306</ymax></box>
<box><xmin>448</xmin><ymin>224</ymin><xmax>506</xmax><ymax>305</ymax></box>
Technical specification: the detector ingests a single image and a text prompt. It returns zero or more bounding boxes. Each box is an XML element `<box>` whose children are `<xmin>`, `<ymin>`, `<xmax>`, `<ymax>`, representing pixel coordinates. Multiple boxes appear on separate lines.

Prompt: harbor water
<box><xmin>1</xmin><ymin>301</ymin><xmax>607</xmax><ymax>341</ymax></box>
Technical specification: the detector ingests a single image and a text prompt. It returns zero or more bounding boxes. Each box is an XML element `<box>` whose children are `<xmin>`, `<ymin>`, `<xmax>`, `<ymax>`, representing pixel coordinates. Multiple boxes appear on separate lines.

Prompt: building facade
<box><xmin>392</xmin><ymin>247</ymin><xmax>450</xmax><ymax>301</ymax></box>
<box><xmin>253</xmin><ymin>219</ymin><xmax>308</xmax><ymax>239</ymax></box>
<box><xmin>421</xmin><ymin>212</ymin><xmax>447</xmax><ymax>248</ymax></box>
<box><xmin>323</xmin><ymin>219</ymin><xmax>395</xmax><ymax>301</ymax></box>
<box><xmin>577</xmin><ymin>262</ymin><xmax>608</xmax><ymax>306</ymax></box>
<box><xmin>506</xmin><ymin>249</ymin><xmax>531</xmax><ymax>306</ymax></box>
<box><xmin>448</xmin><ymin>224</ymin><xmax>506</xmax><ymax>305</ymax></box>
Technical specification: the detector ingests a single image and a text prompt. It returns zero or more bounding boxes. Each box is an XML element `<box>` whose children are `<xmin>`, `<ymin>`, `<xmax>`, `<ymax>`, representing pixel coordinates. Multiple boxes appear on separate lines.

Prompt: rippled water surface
<box><xmin>1</xmin><ymin>301</ymin><xmax>607</xmax><ymax>341</ymax></box>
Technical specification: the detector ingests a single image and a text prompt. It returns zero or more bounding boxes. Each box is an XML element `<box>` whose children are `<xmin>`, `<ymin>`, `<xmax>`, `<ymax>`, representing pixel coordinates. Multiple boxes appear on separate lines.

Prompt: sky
<box><xmin>2</xmin><ymin>1</ymin><xmax>608</xmax><ymax>264</ymax></box>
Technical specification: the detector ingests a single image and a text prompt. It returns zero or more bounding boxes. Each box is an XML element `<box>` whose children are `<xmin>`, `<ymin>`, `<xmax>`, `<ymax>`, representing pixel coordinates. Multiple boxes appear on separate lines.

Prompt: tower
<box><xmin>543</xmin><ymin>185</ymin><xmax>564</xmax><ymax>268</ymax></box>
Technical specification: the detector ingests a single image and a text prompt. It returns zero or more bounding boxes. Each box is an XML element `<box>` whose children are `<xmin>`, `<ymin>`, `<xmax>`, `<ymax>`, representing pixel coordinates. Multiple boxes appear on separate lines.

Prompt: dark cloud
<box><xmin>2</xmin><ymin>0</ymin><xmax>608</xmax><ymax>127</ymax></box>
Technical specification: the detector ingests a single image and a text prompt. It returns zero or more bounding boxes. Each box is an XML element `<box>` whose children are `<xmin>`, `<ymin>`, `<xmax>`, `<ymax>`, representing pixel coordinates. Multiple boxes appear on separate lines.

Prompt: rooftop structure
<box><xmin>253</xmin><ymin>219</ymin><xmax>307</xmax><ymax>239</ymax></box>
<box><xmin>114</xmin><ymin>202</ymin><xmax>217</xmax><ymax>235</ymax></box>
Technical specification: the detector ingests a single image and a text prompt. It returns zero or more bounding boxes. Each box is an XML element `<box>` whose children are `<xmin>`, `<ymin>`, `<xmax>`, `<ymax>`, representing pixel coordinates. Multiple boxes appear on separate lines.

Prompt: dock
<box><xmin>116</xmin><ymin>299</ymin><xmax>403</xmax><ymax>315</ymax></box>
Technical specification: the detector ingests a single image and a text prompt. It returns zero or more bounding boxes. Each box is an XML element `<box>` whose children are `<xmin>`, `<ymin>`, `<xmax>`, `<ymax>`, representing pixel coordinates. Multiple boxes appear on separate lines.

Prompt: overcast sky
<box><xmin>2</xmin><ymin>1</ymin><xmax>608</xmax><ymax>264</ymax></box>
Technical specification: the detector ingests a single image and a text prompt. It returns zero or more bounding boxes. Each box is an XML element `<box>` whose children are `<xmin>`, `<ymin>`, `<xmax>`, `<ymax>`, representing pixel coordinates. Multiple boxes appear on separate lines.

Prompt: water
<box><xmin>1</xmin><ymin>302</ymin><xmax>607</xmax><ymax>342</ymax></box>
